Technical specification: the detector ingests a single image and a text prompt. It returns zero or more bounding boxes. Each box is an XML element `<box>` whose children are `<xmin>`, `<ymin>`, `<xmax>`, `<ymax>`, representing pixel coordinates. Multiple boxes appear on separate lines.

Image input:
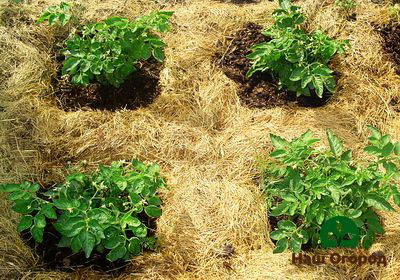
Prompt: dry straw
<box><xmin>0</xmin><ymin>0</ymin><xmax>399</xmax><ymax>279</ymax></box>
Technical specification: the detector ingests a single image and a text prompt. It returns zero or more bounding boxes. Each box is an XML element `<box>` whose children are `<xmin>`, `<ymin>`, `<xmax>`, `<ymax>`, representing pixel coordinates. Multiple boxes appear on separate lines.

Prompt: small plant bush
<box><xmin>335</xmin><ymin>0</ymin><xmax>357</xmax><ymax>12</ymax></box>
<box><xmin>0</xmin><ymin>160</ymin><xmax>166</xmax><ymax>262</ymax></box>
<box><xmin>36</xmin><ymin>1</ymin><xmax>78</xmax><ymax>26</ymax></box>
<box><xmin>61</xmin><ymin>11</ymin><xmax>173</xmax><ymax>87</ymax></box>
<box><xmin>246</xmin><ymin>0</ymin><xmax>349</xmax><ymax>98</ymax></box>
<box><xmin>261</xmin><ymin>127</ymin><xmax>400</xmax><ymax>253</ymax></box>
<box><xmin>389</xmin><ymin>4</ymin><xmax>400</xmax><ymax>21</ymax></box>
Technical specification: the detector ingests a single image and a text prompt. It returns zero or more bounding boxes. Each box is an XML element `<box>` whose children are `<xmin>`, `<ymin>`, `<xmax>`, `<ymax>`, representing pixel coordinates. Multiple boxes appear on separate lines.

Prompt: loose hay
<box><xmin>0</xmin><ymin>0</ymin><xmax>400</xmax><ymax>279</ymax></box>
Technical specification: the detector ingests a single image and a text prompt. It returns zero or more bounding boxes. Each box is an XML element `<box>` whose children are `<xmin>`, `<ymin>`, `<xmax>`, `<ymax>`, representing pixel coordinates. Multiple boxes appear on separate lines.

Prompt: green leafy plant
<box><xmin>246</xmin><ymin>0</ymin><xmax>349</xmax><ymax>98</ymax></box>
<box><xmin>61</xmin><ymin>11</ymin><xmax>173</xmax><ymax>87</ymax></box>
<box><xmin>261</xmin><ymin>127</ymin><xmax>400</xmax><ymax>253</ymax></box>
<box><xmin>36</xmin><ymin>1</ymin><xmax>77</xmax><ymax>26</ymax></box>
<box><xmin>0</xmin><ymin>160</ymin><xmax>166</xmax><ymax>262</ymax></box>
<box><xmin>335</xmin><ymin>0</ymin><xmax>357</xmax><ymax>11</ymax></box>
<box><xmin>389</xmin><ymin>4</ymin><xmax>400</xmax><ymax>21</ymax></box>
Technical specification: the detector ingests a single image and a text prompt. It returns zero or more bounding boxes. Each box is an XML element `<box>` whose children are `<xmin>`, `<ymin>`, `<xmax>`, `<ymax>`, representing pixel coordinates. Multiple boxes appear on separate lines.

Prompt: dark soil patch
<box><xmin>347</xmin><ymin>13</ymin><xmax>357</xmax><ymax>21</ymax></box>
<box><xmin>216</xmin><ymin>22</ymin><xmax>336</xmax><ymax>109</ymax></box>
<box><xmin>53</xmin><ymin>59</ymin><xmax>162</xmax><ymax>112</ymax></box>
<box><xmin>390</xmin><ymin>96</ymin><xmax>400</xmax><ymax>112</ymax></box>
<box><xmin>377</xmin><ymin>23</ymin><xmax>400</xmax><ymax>73</ymax></box>
<box><xmin>20</xmin><ymin>188</ymin><xmax>157</xmax><ymax>274</ymax></box>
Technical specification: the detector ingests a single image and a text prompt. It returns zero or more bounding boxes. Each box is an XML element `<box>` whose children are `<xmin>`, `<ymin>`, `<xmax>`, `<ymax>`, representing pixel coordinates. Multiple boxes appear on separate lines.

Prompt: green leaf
<box><xmin>361</xmin><ymin>230</ymin><xmax>375</xmax><ymax>249</ymax></box>
<box><xmin>129</xmin><ymin>192</ymin><xmax>142</xmax><ymax>204</ymax></box>
<box><xmin>65</xmin><ymin>221</ymin><xmax>85</xmax><ymax>237</ymax></box>
<box><xmin>278</xmin><ymin>220</ymin><xmax>296</xmax><ymax>231</ymax></box>
<box><xmin>299</xmin><ymin>230</ymin><xmax>309</xmax><ymax>243</ymax></box>
<box><xmin>132</xmin><ymin>223</ymin><xmax>148</xmax><ymax>238</ymax></box>
<box><xmin>289</xmin><ymin>67</ymin><xmax>303</xmax><ymax>81</ymax></box>
<box><xmin>153</xmin><ymin>48</ymin><xmax>165</xmax><ymax>62</ymax></box>
<box><xmin>42</xmin><ymin>204</ymin><xmax>57</xmax><ymax>219</ymax></box>
<box><xmin>270</xmin><ymin>134</ymin><xmax>288</xmax><ymax>149</ymax></box>
<box><xmin>364</xmin><ymin>146</ymin><xmax>382</xmax><ymax>156</ymax></box>
<box><xmin>34</xmin><ymin>214</ymin><xmax>46</xmax><ymax>229</ymax></box>
<box><xmin>145</xmin><ymin>205</ymin><xmax>162</xmax><ymax>218</ymax></box>
<box><xmin>367</xmin><ymin>126</ymin><xmax>382</xmax><ymax>140</ymax></box>
<box><xmin>328</xmin><ymin>187</ymin><xmax>340</xmax><ymax>204</ymax></box>
<box><xmin>365</xmin><ymin>194</ymin><xmax>395</xmax><ymax>211</ymax></box>
<box><xmin>121</xmin><ymin>214</ymin><xmax>141</xmax><ymax>228</ymax></box>
<box><xmin>270</xmin><ymin>149</ymin><xmax>287</xmax><ymax>158</ymax></box>
<box><xmin>9</xmin><ymin>191</ymin><xmax>26</xmax><ymax>201</ymax></box>
<box><xmin>80</xmin><ymin>230</ymin><xmax>96</xmax><ymax>258</ymax></box>
<box><xmin>383</xmin><ymin>162</ymin><xmax>398</xmax><ymax>178</ymax></box>
<box><xmin>0</xmin><ymin>183</ymin><xmax>20</xmax><ymax>192</ymax></box>
<box><xmin>104</xmin><ymin>234</ymin><xmax>125</xmax><ymax>249</ymax></box>
<box><xmin>273</xmin><ymin>237</ymin><xmax>289</xmax><ymax>253</ymax></box>
<box><xmin>327</xmin><ymin>129</ymin><xmax>344</xmax><ymax>157</ymax></box>
<box><xmin>394</xmin><ymin>193</ymin><xmax>400</xmax><ymax>207</ymax></box>
<box><xmin>301</xmin><ymin>75</ymin><xmax>313</xmax><ymax>89</ymax></box>
<box><xmin>381</xmin><ymin>143</ymin><xmax>394</xmax><ymax>157</ymax></box>
<box><xmin>270</xmin><ymin>201</ymin><xmax>291</xmax><ymax>216</ymax></box>
<box><xmin>58</xmin><ymin>236</ymin><xmax>71</xmax><ymax>248</ymax></box>
<box><xmin>107</xmin><ymin>244</ymin><xmax>127</xmax><ymax>262</ymax></box>
<box><xmin>17</xmin><ymin>215</ymin><xmax>33</xmax><ymax>232</ymax></box>
<box><xmin>12</xmin><ymin>199</ymin><xmax>35</xmax><ymax>214</ymax></box>
<box><xmin>31</xmin><ymin>226</ymin><xmax>44</xmax><ymax>243</ymax></box>
<box><xmin>341</xmin><ymin>150</ymin><xmax>352</xmax><ymax>161</ymax></box>
<box><xmin>128</xmin><ymin>237</ymin><xmax>142</xmax><ymax>255</ymax></box>
<box><xmin>71</xmin><ymin>236</ymin><xmax>82</xmax><ymax>253</ymax></box>
<box><xmin>281</xmin><ymin>193</ymin><xmax>297</xmax><ymax>202</ymax></box>
<box><xmin>290</xmin><ymin>234</ymin><xmax>302</xmax><ymax>252</ymax></box>
<box><xmin>62</xmin><ymin>57</ymin><xmax>80</xmax><ymax>75</ymax></box>
<box><xmin>316</xmin><ymin>209</ymin><xmax>325</xmax><ymax>225</ymax></box>
<box><xmin>367</xmin><ymin>218</ymin><xmax>384</xmax><ymax>234</ymax></box>
<box><xmin>394</xmin><ymin>142</ymin><xmax>400</xmax><ymax>155</ymax></box>
<box><xmin>347</xmin><ymin>209</ymin><xmax>362</xmax><ymax>219</ymax></box>
<box><xmin>147</xmin><ymin>196</ymin><xmax>162</xmax><ymax>206</ymax></box>
<box><xmin>118</xmin><ymin>64</ymin><xmax>135</xmax><ymax>79</ymax></box>
<box><xmin>141</xmin><ymin>43</ymin><xmax>152</xmax><ymax>60</ymax></box>
<box><xmin>270</xmin><ymin>229</ymin><xmax>287</xmax><ymax>240</ymax></box>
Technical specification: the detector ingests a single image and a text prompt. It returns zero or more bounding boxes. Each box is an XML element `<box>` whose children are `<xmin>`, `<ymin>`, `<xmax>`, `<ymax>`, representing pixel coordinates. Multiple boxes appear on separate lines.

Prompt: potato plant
<box><xmin>246</xmin><ymin>0</ymin><xmax>349</xmax><ymax>98</ymax></box>
<box><xmin>0</xmin><ymin>160</ymin><xmax>166</xmax><ymax>262</ymax></box>
<box><xmin>36</xmin><ymin>1</ymin><xmax>78</xmax><ymax>26</ymax></box>
<box><xmin>61</xmin><ymin>11</ymin><xmax>173</xmax><ymax>88</ymax></box>
<box><xmin>389</xmin><ymin>4</ymin><xmax>400</xmax><ymax>21</ymax></box>
<box><xmin>335</xmin><ymin>0</ymin><xmax>357</xmax><ymax>11</ymax></box>
<box><xmin>261</xmin><ymin>127</ymin><xmax>400</xmax><ymax>253</ymax></box>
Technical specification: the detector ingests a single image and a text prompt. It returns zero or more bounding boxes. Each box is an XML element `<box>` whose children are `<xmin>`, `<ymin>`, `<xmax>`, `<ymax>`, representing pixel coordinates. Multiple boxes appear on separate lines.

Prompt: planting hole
<box><xmin>377</xmin><ymin>23</ymin><xmax>400</xmax><ymax>74</ymax></box>
<box><xmin>53</xmin><ymin>59</ymin><xmax>162</xmax><ymax>112</ymax></box>
<box><xmin>216</xmin><ymin>22</ymin><xmax>339</xmax><ymax>108</ymax></box>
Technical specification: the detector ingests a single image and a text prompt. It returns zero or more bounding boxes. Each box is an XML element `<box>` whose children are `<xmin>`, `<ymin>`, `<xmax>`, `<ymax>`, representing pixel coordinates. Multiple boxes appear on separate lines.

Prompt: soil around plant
<box><xmin>377</xmin><ymin>23</ymin><xmax>400</xmax><ymax>75</ymax></box>
<box><xmin>20</xmin><ymin>189</ymin><xmax>158</xmax><ymax>274</ymax></box>
<box><xmin>53</xmin><ymin>59</ymin><xmax>162</xmax><ymax>112</ymax></box>
<box><xmin>216</xmin><ymin>22</ymin><xmax>335</xmax><ymax>109</ymax></box>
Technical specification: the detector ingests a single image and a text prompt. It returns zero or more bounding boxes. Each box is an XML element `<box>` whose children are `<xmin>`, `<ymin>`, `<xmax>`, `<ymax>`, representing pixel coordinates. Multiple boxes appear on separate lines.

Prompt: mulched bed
<box><xmin>53</xmin><ymin>59</ymin><xmax>162</xmax><ymax>112</ymax></box>
<box><xmin>216</xmin><ymin>22</ymin><xmax>336</xmax><ymax>109</ymax></box>
<box><xmin>377</xmin><ymin>23</ymin><xmax>400</xmax><ymax>75</ymax></box>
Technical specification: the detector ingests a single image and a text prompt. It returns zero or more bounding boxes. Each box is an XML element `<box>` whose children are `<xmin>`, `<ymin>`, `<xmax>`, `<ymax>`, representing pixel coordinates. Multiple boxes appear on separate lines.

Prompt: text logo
<box><xmin>320</xmin><ymin>216</ymin><xmax>360</xmax><ymax>248</ymax></box>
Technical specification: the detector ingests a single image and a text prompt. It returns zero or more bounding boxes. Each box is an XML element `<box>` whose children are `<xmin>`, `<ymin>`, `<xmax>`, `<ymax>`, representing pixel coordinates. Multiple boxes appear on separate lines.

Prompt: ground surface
<box><xmin>1</xmin><ymin>0</ymin><xmax>400</xmax><ymax>279</ymax></box>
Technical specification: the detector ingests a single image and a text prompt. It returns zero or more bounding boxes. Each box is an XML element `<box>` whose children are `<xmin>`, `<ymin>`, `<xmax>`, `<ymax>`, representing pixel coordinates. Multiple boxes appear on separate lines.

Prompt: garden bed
<box><xmin>377</xmin><ymin>23</ymin><xmax>400</xmax><ymax>75</ymax></box>
<box><xmin>1</xmin><ymin>1</ymin><xmax>400</xmax><ymax>280</ymax></box>
<box><xmin>54</xmin><ymin>59</ymin><xmax>162</xmax><ymax>111</ymax></box>
<box><xmin>217</xmin><ymin>23</ymin><xmax>335</xmax><ymax>109</ymax></box>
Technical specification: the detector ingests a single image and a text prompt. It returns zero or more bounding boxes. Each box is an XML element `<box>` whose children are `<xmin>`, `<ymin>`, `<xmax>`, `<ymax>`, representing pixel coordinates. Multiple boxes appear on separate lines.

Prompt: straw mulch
<box><xmin>0</xmin><ymin>0</ymin><xmax>399</xmax><ymax>279</ymax></box>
